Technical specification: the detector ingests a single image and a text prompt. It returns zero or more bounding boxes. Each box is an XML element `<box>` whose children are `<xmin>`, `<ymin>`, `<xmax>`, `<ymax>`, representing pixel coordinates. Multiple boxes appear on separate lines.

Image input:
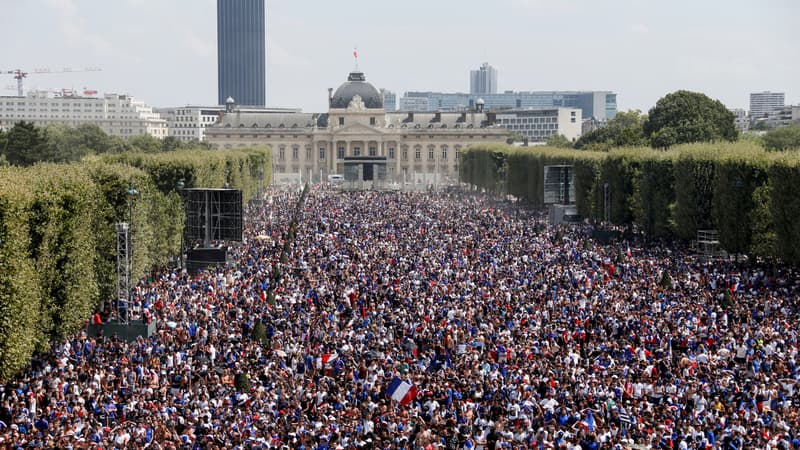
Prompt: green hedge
<box><xmin>461</xmin><ymin>142</ymin><xmax>800</xmax><ymax>263</ymax></box>
<box><xmin>0</xmin><ymin>176</ymin><xmax>44</xmax><ymax>379</ymax></box>
<box><xmin>97</xmin><ymin>147</ymin><xmax>271</xmax><ymax>200</ymax></box>
<box><xmin>0</xmin><ymin>147</ymin><xmax>271</xmax><ymax>379</ymax></box>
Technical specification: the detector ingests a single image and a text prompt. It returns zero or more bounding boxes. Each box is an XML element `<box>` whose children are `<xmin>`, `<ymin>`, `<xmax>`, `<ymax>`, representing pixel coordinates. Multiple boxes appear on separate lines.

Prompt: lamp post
<box><xmin>176</xmin><ymin>179</ymin><xmax>185</xmax><ymax>269</ymax></box>
<box><xmin>125</xmin><ymin>184</ymin><xmax>139</xmax><ymax>323</ymax></box>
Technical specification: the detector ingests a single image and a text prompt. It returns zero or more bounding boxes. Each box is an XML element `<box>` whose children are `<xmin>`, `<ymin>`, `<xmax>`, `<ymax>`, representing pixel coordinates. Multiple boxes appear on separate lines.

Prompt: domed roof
<box><xmin>330</xmin><ymin>71</ymin><xmax>383</xmax><ymax>109</ymax></box>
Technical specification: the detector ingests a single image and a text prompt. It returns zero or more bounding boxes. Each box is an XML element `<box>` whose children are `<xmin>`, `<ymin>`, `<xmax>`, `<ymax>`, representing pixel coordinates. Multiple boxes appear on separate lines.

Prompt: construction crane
<box><xmin>1</xmin><ymin>67</ymin><xmax>101</xmax><ymax>97</ymax></box>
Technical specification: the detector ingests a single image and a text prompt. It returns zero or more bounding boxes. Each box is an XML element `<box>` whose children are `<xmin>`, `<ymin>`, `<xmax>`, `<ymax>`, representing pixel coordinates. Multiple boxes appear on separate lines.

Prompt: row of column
<box><xmin>274</xmin><ymin>140</ymin><xmax>461</xmax><ymax>181</ymax></box>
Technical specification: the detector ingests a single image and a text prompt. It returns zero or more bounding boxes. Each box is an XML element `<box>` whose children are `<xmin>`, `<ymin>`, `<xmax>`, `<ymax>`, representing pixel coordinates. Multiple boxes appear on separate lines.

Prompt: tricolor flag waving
<box><xmin>316</xmin><ymin>352</ymin><xmax>338</xmax><ymax>370</ymax></box>
<box><xmin>353</xmin><ymin>48</ymin><xmax>358</xmax><ymax>60</ymax></box>
<box><xmin>626</xmin><ymin>244</ymin><xmax>631</xmax><ymax>258</ymax></box>
<box><xmin>386</xmin><ymin>377</ymin><xmax>418</xmax><ymax>406</ymax></box>
<box><xmin>580</xmin><ymin>410</ymin><xmax>596</xmax><ymax>432</ymax></box>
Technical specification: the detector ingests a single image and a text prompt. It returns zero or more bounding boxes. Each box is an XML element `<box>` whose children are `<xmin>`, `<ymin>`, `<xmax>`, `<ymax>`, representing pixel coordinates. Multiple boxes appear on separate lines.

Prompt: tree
<box><xmin>546</xmin><ymin>133</ymin><xmax>573</xmax><ymax>148</ymax></box>
<box><xmin>762</xmin><ymin>125</ymin><xmax>800</xmax><ymax>151</ymax></box>
<box><xmin>73</xmin><ymin>124</ymin><xmax>114</xmax><ymax>154</ymax></box>
<box><xmin>38</xmin><ymin>124</ymin><xmax>93</xmax><ymax>163</ymax></box>
<box><xmin>129</xmin><ymin>135</ymin><xmax>162</xmax><ymax>153</ymax></box>
<box><xmin>4</xmin><ymin>121</ymin><xmax>46</xmax><ymax>166</ymax></box>
<box><xmin>161</xmin><ymin>136</ymin><xmax>185</xmax><ymax>152</ymax></box>
<box><xmin>507</xmin><ymin>132</ymin><xmax>525</xmax><ymax>143</ymax></box>
<box><xmin>574</xmin><ymin>110</ymin><xmax>648</xmax><ymax>150</ymax></box>
<box><xmin>644</xmin><ymin>90</ymin><xmax>737</xmax><ymax>149</ymax></box>
<box><xmin>185</xmin><ymin>138</ymin><xmax>213</xmax><ymax>150</ymax></box>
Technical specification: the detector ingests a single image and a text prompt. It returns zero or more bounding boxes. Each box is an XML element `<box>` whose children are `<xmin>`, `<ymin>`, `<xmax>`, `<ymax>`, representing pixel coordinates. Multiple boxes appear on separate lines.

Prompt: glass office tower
<box><xmin>217</xmin><ymin>0</ymin><xmax>266</xmax><ymax>107</ymax></box>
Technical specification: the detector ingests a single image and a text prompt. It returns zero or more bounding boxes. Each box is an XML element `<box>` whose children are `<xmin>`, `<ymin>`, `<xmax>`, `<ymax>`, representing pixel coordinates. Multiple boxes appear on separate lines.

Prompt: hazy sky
<box><xmin>2</xmin><ymin>0</ymin><xmax>798</xmax><ymax>112</ymax></box>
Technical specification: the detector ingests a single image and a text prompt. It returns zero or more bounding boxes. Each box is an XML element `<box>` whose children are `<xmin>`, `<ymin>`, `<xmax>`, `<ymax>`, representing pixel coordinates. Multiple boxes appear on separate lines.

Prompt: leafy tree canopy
<box><xmin>129</xmin><ymin>135</ymin><xmax>162</xmax><ymax>153</ymax></box>
<box><xmin>762</xmin><ymin>125</ymin><xmax>800</xmax><ymax>151</ymax></box>
<box><xmin>3</xmin><ymin>121</ymin><xmax>46</xmax><ymax>166</ymax></box>
<box><xmin>546</xmin><ymin>133</ymin><xmax>573</xmax><ymax>148</ymax></box>
<box><xmin>644</xmin><ymin>90</ymin><xmax>737</xmax><ymax>149</ymax></box>
<box><xmin>574</xmin><ymin>110</ymin><xmax>648</xmax><ymax>150</ymax></box>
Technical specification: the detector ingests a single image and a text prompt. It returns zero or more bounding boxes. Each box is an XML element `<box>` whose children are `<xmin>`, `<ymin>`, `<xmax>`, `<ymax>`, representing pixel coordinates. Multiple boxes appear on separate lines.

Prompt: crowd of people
<box><xmin>1</xmin><ymin>185</ymin><xmax>799</xmax><ymax>450</ymax></box>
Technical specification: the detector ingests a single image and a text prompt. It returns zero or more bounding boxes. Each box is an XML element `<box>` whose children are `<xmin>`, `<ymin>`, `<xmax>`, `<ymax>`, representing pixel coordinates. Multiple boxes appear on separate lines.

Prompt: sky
<box><xmin>1</xmin><ymin>0</ymin><xmax>798</xmax><ymax>113</ymax></box>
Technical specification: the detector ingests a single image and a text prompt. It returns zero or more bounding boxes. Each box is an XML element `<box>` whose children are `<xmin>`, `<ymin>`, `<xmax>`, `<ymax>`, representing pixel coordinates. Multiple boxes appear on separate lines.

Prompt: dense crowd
<box><xmin>1</xmin><ymin>186</ymin><xmax>799</xmax><ymax>450</ymax></box>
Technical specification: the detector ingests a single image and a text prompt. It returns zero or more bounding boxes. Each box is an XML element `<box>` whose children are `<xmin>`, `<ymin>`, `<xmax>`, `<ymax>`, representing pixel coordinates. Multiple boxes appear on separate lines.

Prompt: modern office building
<box><xmin>496</xmin><ymin>108</ymin><xmax>583</xmax><ymax>143</ymax></box>
<box><xmin>380</xmin><ymin>89</ymin><xmax>397</xmax><ymax>112</ymax></box>
<box><xmin>155</xmin><ymin>106</ymin><xmax>224</xmax><ymax>142</ymax></box>
<box><xmin>470</xmin><ymin>62</ymin><xmax>498</xmax><ymax>95</ymax></box>
<box><xmin>217</xmin><ymin>0</ymin><xmax>266</xmax><ymax>107</ymax></box>
<box><xmin>729</xmin><ymin>108</ymin><xmax>749</xmax><ymax>132</ymax></box>
<box><xmin>205</xmin><ymin>69</ymin><xmax>509</xmax><ymax>184</ymax></box>
<box><xmin>0</xmin><ymin>90</ymin><xmax>167</xmax><ymax>138</ymax></box>
<box><xmin>762</xmin><ymin>105</ymin><xmax>800</xmax><ymax>129</ymax></box>
<box><xmin>399</xmin><ymin>96</ymin><xmax>430</xmax><ymax>111</ymax></box>
<box><xmin>749</xmin><ymin>91</ymin><xmax>784</xmax><ymax>120</ymax></box>
<box><xmin>399</xmin><ymin>90</ymin><xmax>617</xmax><ymax>121</ymax></box>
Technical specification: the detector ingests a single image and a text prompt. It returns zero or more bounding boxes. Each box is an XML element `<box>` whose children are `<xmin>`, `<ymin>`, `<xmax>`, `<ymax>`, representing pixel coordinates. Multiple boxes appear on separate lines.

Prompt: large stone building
<box><xmin>496</xmin><ymin>107</ymin><xmax>582</xmax><ymax>143</ymax></box>
<box><xmin>205</xmin><ymin>70</ymin><xmax>509</xmax><ymax>184</ymax></box>
<box><xmin>0</xmin><ymin>90</ymin><xmax>167</xmax><ymax>138</ymax></box>
<box><xmin>155</xmin><ymin>106</ymin><xmax>224</xmax><ymax>142</ymax></box>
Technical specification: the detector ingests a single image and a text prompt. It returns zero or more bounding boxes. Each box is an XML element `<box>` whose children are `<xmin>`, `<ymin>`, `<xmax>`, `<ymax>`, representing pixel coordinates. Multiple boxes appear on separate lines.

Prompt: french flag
<box><xmin>386</xmin><ymin>377</ymin><xmax>418</xmax><ymax>406</ymax></box>
<box><xmin>581</xmin><ymin>410</ymin><xmax>596</xmax><ymax>432</ymax></box>
<box><xmin>316</xmin><ymin>352</ymin><xmax>338</xmax><ymax>370</ymax></box>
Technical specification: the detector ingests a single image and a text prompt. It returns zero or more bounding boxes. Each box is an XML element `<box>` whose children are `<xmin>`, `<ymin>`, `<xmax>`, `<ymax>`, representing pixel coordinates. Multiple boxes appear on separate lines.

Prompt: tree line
<box><xmin>0</xmin><ymin>148</ymin><xmax>270</xmax><ymax>379</ymax></box>
<box><xmin>460</xmin><ymin>142</ymin><xmax>800</xmax><ymax>264</ymax></box>
<box><xmin>0</xmin><ymin>121</ymin><xmax>212</xmax><ymax>167</ymax></box>
<box><xmin>543</xmin><ymin>90</ymin><xmax>800</xmax><ymax>151</ymax></box>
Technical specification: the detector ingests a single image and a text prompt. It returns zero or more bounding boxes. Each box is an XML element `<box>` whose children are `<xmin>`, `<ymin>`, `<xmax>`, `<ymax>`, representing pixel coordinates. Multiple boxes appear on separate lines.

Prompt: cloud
<box><xmin>46</xmin><ymin>0</ymin><xmax>114</xmax><ymax>55</ymax></box>
<box><xmin>628</xmin><ymin>24</ymin><xmax>649</xmax><ymax>34</ymax></box>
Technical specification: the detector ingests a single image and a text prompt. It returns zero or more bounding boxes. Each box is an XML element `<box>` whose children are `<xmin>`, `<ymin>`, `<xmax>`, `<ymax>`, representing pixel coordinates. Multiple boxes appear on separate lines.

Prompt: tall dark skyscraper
<box><xmin>217</xmin><ymin>0</ymin><xmax>266</xmax><ymax>107</ymax></box>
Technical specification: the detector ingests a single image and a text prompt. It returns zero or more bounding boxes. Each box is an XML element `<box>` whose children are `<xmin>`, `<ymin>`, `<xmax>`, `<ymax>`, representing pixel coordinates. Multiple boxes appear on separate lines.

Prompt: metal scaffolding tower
<box><xmin>116</xmin><ymin>222</ymin><xmax>131</xmax><ymax>325</ymax></box>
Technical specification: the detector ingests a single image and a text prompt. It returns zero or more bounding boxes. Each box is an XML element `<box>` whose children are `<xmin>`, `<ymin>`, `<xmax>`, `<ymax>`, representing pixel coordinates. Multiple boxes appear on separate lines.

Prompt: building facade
<box><xmin>0</xmin><ymin>91</ymin><xmax>167</xmax><ymax>138</ymax></box>
<box><xmin>399</xmin><ymin>96</ymin><xmax>430</xmax><ymax>111</ymax></box>
<box><xmin>763</xmin><ymin>105</ymin><xmax>800</xmax><ymax>129</ymax></box>
<box><xmin>470</xmin><ymin>62</ymin><xmax>498</xmax><ymax>95</ymax></box>
<box><xmin>729</xmin><ymin>108</ymin><xmax>749</xmax><ymax>132</ymax></box>
<box><xmin>400</xmin><ymin>90</ymin><xmax>617</xmax><ymax>121</ymax></box>
<box><xmin>496</xmin><ymin>108</ymin><xmax>582</xmax><ymax>142</ymax></box>
<box><xmin>749</xmin><ymin>91</ymin><xmax>784</xmax><ymax>120</ymax></box>
<box><xmin>205</xmin><ymin>70</ymin><xmax>509</xmax><ymax>184</ymax></box>
<box><xmin>155</xmin><ymin>106</ymin><xmax>224</xmax><ymax>142</ymax></box>
<box><xmin>380</xmin><ymin>89</ymin><xmax>396</xmax><ymax>112</ymax></box>
<box><xmin>217</xmin><ymin>0</ymin><xmax>266</xmax><ymax>107</ymax></box>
